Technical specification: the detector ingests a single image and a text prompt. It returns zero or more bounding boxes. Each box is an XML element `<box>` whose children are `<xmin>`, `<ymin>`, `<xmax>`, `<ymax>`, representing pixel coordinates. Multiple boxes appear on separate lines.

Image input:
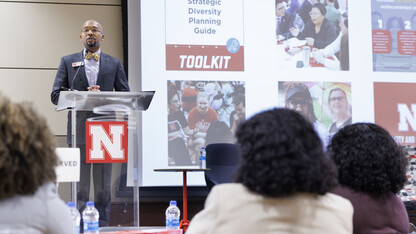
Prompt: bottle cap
<box><xmin>169</xmin><ymin>200</ymin><xmax>177</xmax><ymax>206</ymax></box>
<box><xmin>67</xmin><ymin>202</ymin><xmax>75</xmax><ymax>208</ymax></box>
<box><xmin>86</xmin><ymin>201</ymin><xmax>95</xmax><ymax>207</ymax></box>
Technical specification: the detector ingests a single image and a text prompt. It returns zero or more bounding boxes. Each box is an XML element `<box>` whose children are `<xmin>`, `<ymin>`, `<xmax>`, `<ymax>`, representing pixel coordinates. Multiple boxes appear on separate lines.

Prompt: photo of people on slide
<box><xmin>167</xmin><ymin>80</ymin><xmax>245</xmax><ymax>166</ymax></box>
<box><xmin>275</xmin><ymin>0</ymin><xmax>349</xmax><ymax>70</ymax></box>
<box><xmin>371</xmin><ymin>0</ymin><xmax>416</xmax><ymax>72</ymax></box>
<box><xmin>278</xmin><ymin>81</ymin><xmax>352</xmax><ymax>147</ymax></box>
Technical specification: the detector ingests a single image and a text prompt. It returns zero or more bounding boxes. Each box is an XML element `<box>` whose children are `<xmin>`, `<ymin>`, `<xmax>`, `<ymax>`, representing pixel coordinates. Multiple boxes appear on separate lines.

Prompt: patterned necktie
<box><xmin>85</xmin><ymin>51</ymin><xmax>100</xmax><ymax>61</ymax></box>
<box><xmin>276</xmin><ymin>17</ymin><xmax>281</xmax><ymax>36</ymax></box>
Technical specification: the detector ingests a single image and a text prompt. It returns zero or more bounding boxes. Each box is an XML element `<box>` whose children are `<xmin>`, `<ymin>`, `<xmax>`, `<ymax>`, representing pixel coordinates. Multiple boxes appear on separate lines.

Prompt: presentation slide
<box><xmin>138</xmin><ymin>0</ymin><xmax>416</xmax><ymax>187</ymax></box>
<box><xmin>371</xmin><ymin>0</ymin><xmax>416</xmax><ymax>72</ymax></box>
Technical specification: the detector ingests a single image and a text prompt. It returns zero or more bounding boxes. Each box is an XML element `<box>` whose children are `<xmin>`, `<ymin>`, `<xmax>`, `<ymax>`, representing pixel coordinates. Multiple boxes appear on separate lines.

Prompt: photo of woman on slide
<box><xmin>278</xmin><ymin>81</ymin><xmax>352</xmax><ymax>147</ymax></box>
<box><xmin>275</xmin><ymin>0</ymin><xmax>349</xmax><ymax>70</ymax></box>
<box><xmin>167</xmin><ymin>80</ymin><xmax>245</xmax><ymax>166</ymax></box>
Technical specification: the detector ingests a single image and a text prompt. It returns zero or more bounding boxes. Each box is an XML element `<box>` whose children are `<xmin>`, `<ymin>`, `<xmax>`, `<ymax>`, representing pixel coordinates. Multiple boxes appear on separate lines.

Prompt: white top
<box><xmin>187</xmin><ymin>183</ymin><xmax>353</xmax><ymax>234</ymax></box>
<box><xmin>0</xmin><ymin>182</ymin><xmax>76</xmax><ymax>234</ymax></box>
<box><xmin>84</xmin><ymin>49</ymin><xmax>101</xmax><ymax>87</ymax></box>
<box><xmin>319</xmin><ymin>32</ymin><xmax>343</xmax><ymax>70</ymax></box>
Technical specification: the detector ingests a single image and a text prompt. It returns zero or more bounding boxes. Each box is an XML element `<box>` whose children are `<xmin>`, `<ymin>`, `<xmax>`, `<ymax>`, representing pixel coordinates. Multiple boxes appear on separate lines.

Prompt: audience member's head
<box><xmin>328</xmin><ymin>123</ymin><xmax>408</xmax><ymax>196</ymax></box>
<box><xmin>235</xmin><ymin>108</ymin><xmax>337</xmax><ymax>197</ymax></box>
<box><xmin>232</xmin><ymin>93</ymin><xmax>246</xmax><ymax>121</ymax></box>
<box><xmin>196</xmin><ymin>92</ymin><xmax>210</xmax><ymax>115</ymax></box>
<box><xmin>285</xmin><ymin>83</ymin><xmax>316</xmax><ymax>123</ymax></box>
<box><xmin>0</xmin><ymin>94</ymin><xmax>58</xmax><ymax>200</ymax></box>
<box><xmin>275</xmin><ymin>0</ymin><xmax>286</xmax><ymax>17</ymax></box>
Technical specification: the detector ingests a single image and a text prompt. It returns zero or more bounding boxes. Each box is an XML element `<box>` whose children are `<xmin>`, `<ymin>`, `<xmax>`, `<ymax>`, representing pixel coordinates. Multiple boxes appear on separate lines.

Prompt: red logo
<box><xmin>86</xmin><ymin>121</ymin><xmax>128</xmax><ymax>163</ymax></box>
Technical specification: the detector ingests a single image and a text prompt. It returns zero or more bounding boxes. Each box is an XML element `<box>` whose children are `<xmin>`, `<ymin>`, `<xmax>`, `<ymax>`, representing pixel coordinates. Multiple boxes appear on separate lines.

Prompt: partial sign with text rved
<box><xmin>374</xmin><ymin>82</ymin><xmax>416</xmax><ymax>146</ymax></box>
<box><xmin>86</xmin><ymin>121</ymin><xmax>128</xmax><ymax>163</ymax></box>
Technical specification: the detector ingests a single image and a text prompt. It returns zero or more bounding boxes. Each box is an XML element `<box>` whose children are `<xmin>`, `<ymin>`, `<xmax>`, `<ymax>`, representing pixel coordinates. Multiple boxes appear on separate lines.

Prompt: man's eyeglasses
<box><xmin>276</xmin><ymin>6</ymin><xmax>285</xmax><ymax>11</ymax></box>
<box><xmin>82</xmin><ymin>28</ymin><xmax>101</xmax><ymax>34</ymax></box>
<box><xmin>329</xmin><ymin>96</ymin><xmax>345</xmax><ymax>102</ymax></box>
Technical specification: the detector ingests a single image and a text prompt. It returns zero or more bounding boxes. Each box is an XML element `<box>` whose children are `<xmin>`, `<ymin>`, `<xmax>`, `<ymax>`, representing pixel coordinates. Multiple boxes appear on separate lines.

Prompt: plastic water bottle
<box><xmin>82</xmin><ymin>201</ymin><xmax>99</xmax><ymax>234</ymax></box>
<box><xmin>67</xmin><ymin>202</ymin><xmax>80</xmax><ymax>234</ymax></box>
<box><xmin>199</xmin><ymin>147</ymin><xmax>206</xmax><ymax>169</ymax></box>
<box><xmin>165</xmin><ymin>200</ymin><xmax>180</xmax><ymax>230</ymax></box>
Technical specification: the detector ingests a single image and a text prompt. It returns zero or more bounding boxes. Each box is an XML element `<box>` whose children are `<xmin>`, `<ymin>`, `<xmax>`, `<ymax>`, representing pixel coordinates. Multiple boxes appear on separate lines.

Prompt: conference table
<box><xmin>276</xmin><ymin>38</ymin><xmax>336</xmax><ymax>70</ymax></box>
<box><xmin>154</xmin><ymin>168</ymin><xmax>210</xmax><ymax>231</ymax></box>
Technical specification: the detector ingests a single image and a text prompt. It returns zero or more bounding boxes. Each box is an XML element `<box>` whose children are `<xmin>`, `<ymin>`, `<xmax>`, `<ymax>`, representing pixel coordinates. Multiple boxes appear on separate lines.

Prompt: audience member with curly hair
<box><xmin>186</xmin><ymin>108</ymin><xmax>353</xmax><ymax>234</ymax></box>
<box><xmin>328</xmin><ymin>123</ymin><xmax>409</xmax><ymax>234</ymax></box>
<box><xmin>0</xmin><ymin>94</ymin><xmax>75</xmax><ymax>234</ymax></box>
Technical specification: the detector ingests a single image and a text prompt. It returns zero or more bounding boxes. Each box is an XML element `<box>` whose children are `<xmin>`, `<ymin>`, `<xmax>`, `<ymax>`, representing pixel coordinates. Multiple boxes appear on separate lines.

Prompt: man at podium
<box><xmin>50</xmin><ymin>19</ymin><xmax>130</xmax><ymax>226</ymax></box>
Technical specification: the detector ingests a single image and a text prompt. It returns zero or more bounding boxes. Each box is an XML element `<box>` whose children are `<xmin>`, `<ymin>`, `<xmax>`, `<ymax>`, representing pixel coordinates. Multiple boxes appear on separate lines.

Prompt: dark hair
<box><xmin>235</xmin><ymin>108</ymin><xmax>338</xmax><ymax>197</ymax></box>
<box><xmin>275</xmin><ymin>0</ymin><xmax>284</xmax><ymax>6</ymax></box>
<box><xmin>327</xmin><ymin>0</ymin><xmax>339</xmax><ymax>9</ymax></box>
<box><xmin>0</xmin><ymin>94</ymin><xmax>58</xmax><ymax>200</ymax></box>
<box><xmin>386</xmin><ymin>16</ymin><xmax>405</xmax><ymax>30</ymax></box>
<box><xmin>284</xmin><ymin>83</ymin><xmax>317</xmax><ymax>123</ymax></box>
<box><xmin>312</xmin><ymin>3</ymin><xmax>327</xmax><ymax>16</ymax></box>
<box><xmin>205</xmin><ymin>121</ymin><xmax>234</xmax><ymax>146</ymax></box>
<box><xmin>340</xmin><ymin>33</ymin><xmax>349</xmax><ymax>70</ymax></box>
<box><xmin>342</xmin><ymin>12</ymin><xmax>348</xmax><ymax>28</ymax></box>
<box><xmin>232</xmin><ymin>93</ymin><xmax>245</xmax><ymax>106</ymax></box>
<box><xmin>328</xmin><ymin>123</ymin><xmax>408</xmax><ymax>195</ymax></box>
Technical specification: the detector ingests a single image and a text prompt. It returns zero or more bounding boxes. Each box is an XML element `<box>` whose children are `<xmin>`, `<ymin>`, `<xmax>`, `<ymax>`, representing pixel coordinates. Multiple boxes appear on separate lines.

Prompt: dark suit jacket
<box><xmin>277</xmin><ymin>12</ymin><xmax>297</xmax><ymax>38</ymax></box>
<box><xmin>51</xmin><ymin>51</ymin><xmax>130</xmax><ymax>144</ymax></box>
<box><xmin>298</xmin><ymin>0</ymin><xmax>312</xmax><ymax>25</ymax></box>
<box><xmin>297</xmin><ymin>18</ymin><xmax>338</xmax><ymax>49</ymax></box>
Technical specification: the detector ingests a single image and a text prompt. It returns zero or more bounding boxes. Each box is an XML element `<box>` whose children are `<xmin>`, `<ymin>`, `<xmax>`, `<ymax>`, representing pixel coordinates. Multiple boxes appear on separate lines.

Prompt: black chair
<box><xmin>204</xmin><ymin>143</ymin><xmax>241</xmax><ymax>192</ymax></box>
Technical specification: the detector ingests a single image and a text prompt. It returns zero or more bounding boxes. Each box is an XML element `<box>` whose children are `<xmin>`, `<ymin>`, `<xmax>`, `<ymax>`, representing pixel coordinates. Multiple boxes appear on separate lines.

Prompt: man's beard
<box><xmin>87</xmin><ymin>42</ymin><xmax>97</xmax><ymax>48</ymax></box>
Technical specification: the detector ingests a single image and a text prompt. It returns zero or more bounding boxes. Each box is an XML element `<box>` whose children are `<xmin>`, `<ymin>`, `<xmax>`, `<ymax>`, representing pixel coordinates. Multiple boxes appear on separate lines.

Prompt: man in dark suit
<box><xmin>275</xmin><ymin>0</ymin><xmax>304</xmax><ymax>40</ymax></box>
<box><xmin>298</xmin><ymin>0</ymin><xmax>314</xmax><ymax>25</ymax></box>
<box><xmin>51</xmin><ymin>20</ymin><xmax>130</xmax><ymax>226</ymax></box>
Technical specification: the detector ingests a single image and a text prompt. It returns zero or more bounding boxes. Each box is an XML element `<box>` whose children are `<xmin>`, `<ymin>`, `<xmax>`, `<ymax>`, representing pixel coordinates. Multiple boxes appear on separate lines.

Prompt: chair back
<box><xmin>204</xmin><ymin>143</ymin><xmax>241</xmax><ymax>191</ymax></box>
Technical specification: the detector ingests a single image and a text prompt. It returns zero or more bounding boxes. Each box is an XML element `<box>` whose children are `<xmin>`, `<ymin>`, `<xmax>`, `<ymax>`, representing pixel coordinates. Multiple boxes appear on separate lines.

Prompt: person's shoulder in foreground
<box><xmin>186</xmin><ymin>183</ymin><xmax>353</xmax><ymax>234</ymax></box>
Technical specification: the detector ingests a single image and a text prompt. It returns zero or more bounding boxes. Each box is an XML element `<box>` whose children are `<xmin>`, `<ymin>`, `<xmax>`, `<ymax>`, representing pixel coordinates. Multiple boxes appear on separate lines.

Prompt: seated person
<box><xmin>0</xmin><ymin>93</ymin><xmax>75</xmax><ymax>234</ymax></box>
<box><xmin>290</xmin><ymin>3</ymin><xmax>338</xmax><ymax>49</ymax></box>
<box><xmin>187</xmin><ymin>92</ymin><xmax>218</xmax><ymax>161</ymax></box>
<box><xmin>314</xmin><ymin>12</ymin><xmax>349</xmax><ymax>70</ymax></box>
<box><xmin>229</xmin><ymin>93</ymin><xmax>246</xmax><ymax>135</ymax></box>
<box><xmin>186</xmin><ymin>108</ymin><xmax>353</xmax><ymax>234</ymax></box>
<box><xmin>275</xmin><ymin>0</ymin><xmax>304</xmax><ymax>41</ymax></box>
<box><xmin>328</xmin><ymin>123</ymin><xmax>409</xmax><ymax>234</ymax></box>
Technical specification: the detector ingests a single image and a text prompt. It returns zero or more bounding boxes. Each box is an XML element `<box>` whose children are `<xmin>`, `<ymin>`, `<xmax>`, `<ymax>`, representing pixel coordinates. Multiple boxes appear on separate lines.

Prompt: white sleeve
<box><xmin>45</xmin><ymin>186</ymin><xmax>77</xmax><ymax>234</ymax></box>
<box><xmin>320</xmin><ymin>32</ymin><xmax>342</xmax><ymax>57</ymax></box>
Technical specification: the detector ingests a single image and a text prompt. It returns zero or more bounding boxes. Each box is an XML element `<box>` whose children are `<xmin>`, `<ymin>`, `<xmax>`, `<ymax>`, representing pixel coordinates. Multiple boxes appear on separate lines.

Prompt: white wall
<box><xmin>0</xmin><ymin>0</ymin><xmax>124</xmax><ymax>136</ymax></box>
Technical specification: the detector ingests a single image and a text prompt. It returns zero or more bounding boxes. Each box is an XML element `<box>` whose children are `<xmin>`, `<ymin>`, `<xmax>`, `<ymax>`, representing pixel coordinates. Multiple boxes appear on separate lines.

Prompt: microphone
<box><xmin>69</xmin><ymin>60</ymin><xmax>85</xmax><ymax>91</ymax></box>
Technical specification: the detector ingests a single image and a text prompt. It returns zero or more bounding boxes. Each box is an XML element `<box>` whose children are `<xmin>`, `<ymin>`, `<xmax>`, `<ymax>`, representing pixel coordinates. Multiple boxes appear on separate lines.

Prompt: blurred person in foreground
<box><xmin>186</xmin><ymin>108</ymin><xmax>353</xmax><ymax>234</ymax></box>
<box><xmin>285</xmin><ymin>83</ymin><xmax>329</xmax><ymax>148</ymax></box>
<box><xmin>328</xmin><ymin>123</ymin><xmax>409</xmax><ymax>234</ymax></box>
<box><xmin>290</xmin><ymin>3</ymin><xmax>337</xmax><ymax>49</ymax></box>
<box><xmin>314</xmin><ymin>12</ymin><xmax>349</xmax><ymax>70</ymax></box>
<box><xmin>0</xmin><ymin>93</ymin><xmax>75</xmax><ymax>234</ymax></box>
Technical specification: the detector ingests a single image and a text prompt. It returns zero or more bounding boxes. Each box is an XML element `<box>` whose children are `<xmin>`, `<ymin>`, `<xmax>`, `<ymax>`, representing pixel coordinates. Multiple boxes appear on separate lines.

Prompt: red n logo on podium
<box><xmin>86</xmin><ymin>121</ymin><xmax>128</xmax><ymax>163</ymax></box>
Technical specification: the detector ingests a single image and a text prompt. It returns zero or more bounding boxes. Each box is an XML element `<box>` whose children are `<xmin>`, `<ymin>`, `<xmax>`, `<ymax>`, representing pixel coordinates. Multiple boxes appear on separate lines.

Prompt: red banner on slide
<box><xmin>166</xmin><ymin>45</ymin><xmax>244</xmax><ymax>71</ymax></box>
<box><xmin>374</xmin><ymin>83</ymin><xmax>416</xmax><ymax>146</ymax></box>
<box><xmin>372</xmin><ymin>30</ymin><xmax>392</xmax><ymax>54</ymax></box>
